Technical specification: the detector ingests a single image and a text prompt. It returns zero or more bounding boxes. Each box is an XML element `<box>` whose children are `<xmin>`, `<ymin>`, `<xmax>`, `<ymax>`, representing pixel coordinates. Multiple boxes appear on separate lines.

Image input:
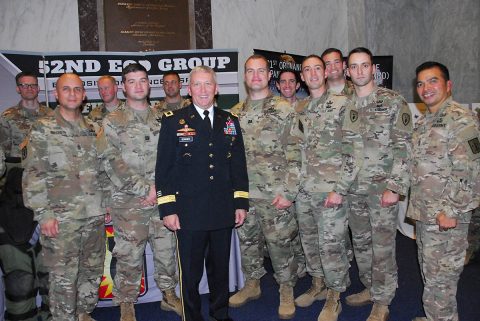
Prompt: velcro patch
<box><xmin>468</xmin><ymin>137</ymin><xmax>480</xmax><ymax>154</ymax></box>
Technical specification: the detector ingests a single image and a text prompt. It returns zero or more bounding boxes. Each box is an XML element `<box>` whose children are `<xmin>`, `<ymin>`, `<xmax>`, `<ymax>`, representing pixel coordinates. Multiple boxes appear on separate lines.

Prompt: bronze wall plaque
<box><xmin>103</xmin><ymin>0</ymin><xmax>191</xmax><ymax>51</ymax></box>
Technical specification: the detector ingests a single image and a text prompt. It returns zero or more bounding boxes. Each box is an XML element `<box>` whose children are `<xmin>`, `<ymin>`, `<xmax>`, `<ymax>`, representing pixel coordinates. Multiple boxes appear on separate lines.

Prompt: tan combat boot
<box><xmin>318</xmin><ymin>289</ymin><xmax>342</xmax><ymax>321</ymax></box>
<box><xmin>229</xmin><ymin>279</ymin><xmax>261</xmax><ymax>307</ymax></box>
<box><xmin>294</xmin><ymin>276</ymin><xmax>327</xmax><ymax>307</ymax></box>
<box><xmin>366</xmin><ymin>303</ymin><xmax>389</xmax><ymax>321</ymax></box>
<box><xmin>78</xmin><ymin>313</ymin><xmax>96</xmax><ymax>321</ymax></box>
<box><xmin>161</xmin><ymin>289</ymin><xmax>183</xmax><ymax>316</ymax></box>
<box><xmin>345</xmin><ymin>288</ymin><xmax>372</xmax><ymax>306</ymax></box>
<box><xmin>278</xmin><ymin>284</ymin><xmax>295</xmax><ymax>319</ymax></box>
<box><xmin>120</xmin><ymin>302</ymin><xmax>137</xmax><ymax>321</ymax></box>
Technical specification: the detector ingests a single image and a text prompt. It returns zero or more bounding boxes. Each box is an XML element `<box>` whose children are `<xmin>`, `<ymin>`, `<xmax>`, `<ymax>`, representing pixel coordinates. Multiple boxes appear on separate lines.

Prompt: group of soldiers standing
<box><xmin>0</xmin><ymin>46</ymin><xmax>478</xmax><ymax>321</ymax></box>
<box><xmin>227</xmin><ymin>49</ymin><xmax>479</xmax><ymax>321</ymax></box>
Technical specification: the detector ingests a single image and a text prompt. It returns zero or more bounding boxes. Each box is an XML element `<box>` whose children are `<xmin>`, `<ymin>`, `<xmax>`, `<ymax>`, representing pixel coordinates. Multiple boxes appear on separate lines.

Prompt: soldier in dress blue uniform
<box><xmin>155</xmin><ymin>65</ymin><xmax>249</xmax><ymax>321</ymax></box>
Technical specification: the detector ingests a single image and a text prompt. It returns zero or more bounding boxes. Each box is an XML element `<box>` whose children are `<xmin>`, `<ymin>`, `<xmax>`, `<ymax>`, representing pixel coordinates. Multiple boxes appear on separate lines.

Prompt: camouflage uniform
<box><xmin>467</xmin><ymin>110</ymin><xmax>480</xmax><ymax>262</ymax></box>
<box><xmin>153</xmin><ymin>98</ymin><xmax>191</xmax><ymax>114</ymax></box>
<box><xmin>293</xmin><ymin>91</ymin><xmax>354</xmax><ymax>292</ymax></box>
<box><xmin>87</xmin><ymin>100</ymin><xmax>124</xmax><ymax>130</ymax></box>
<box><xmin>87</xmin><ymin>100</ymin><xmax>125</xmax><ymax>212</ymax></box>
<box><xmin>338</xmin><ymin>86</ymin><xmax>412</xmax><ymax>305</ymax></box>
<box><xmin>98</xmin><ymin>104</ymin><xmax>177</xmax><ymax>304</ymax></box>
<box><xmin>22</xmin><ymin>108</ymin><xmax>105</xmax><ymax>321</ymax></box>
<box><xmin>0</xmin><ymin>103</ymin><xmax>52</xmax><ymax>160</ymax></box>
<box><xmin>0</xmin><ymin>103</ymin><xmax>52</xmax><ymax>321</ymax></box>
<box><xmin>407</xmin><ymin>98</ymin><xmax>480</xmax><ymax>320</ymax></box>
<box><xmin>230</xmin><ymin>95</ymin><xmax>301</xmax><ymax>286</ymax></box>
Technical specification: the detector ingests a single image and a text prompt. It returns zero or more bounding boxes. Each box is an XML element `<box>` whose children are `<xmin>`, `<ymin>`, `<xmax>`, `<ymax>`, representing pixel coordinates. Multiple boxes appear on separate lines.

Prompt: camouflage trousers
<box><xmin>287</xmin><ymin>203</ymin><xmax>306</xmax><ymax>275</ymax></box>
<box><xmin>112</xmin><ymin>207</ymin><xmax>177</xmax><ymax>304</ymax></box>
<box><xmin>237</xmin><ymin>198</ymin><xmax>298</xmax><ymax>286</ymax></box>
<box><xmin>296</xmin><ymin>190</ymin><xmax>350</xmax><ymax>292</ymax></box>
<box><xmin>416</xmin><ymin>221</ymin><xmax>468</xmax><ymax>321</ymax></box>
<box><xmin>0</xmin><ymin>240</ymin><xmax>50</xmax><ymax>321</ymax></box>
<box><xmin>41</xmin><ymin>215</ymin><xmax>105</xmax><ymax>321</ymax></box>
<box><xmin>467</xmin><ymin>207</ymin><xmax>480</xmax><ymax>257</ymax></box>
<box><xmin>348</xmin><ymin>192</ymin><xmax>398</xmax><ymax>305</ymax></box>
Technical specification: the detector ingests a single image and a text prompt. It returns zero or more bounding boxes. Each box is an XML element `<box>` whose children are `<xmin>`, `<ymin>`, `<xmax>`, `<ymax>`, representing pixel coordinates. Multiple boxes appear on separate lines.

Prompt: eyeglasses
<box><xmin>17</xmin><ymin>83</ymin><xmax>39</xmax><ymax>89</ymax></box>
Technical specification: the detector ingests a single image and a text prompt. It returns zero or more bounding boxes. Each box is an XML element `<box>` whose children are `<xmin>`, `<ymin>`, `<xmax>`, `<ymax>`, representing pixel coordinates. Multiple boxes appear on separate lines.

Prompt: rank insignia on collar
<box><xmin>164</xmin><ymin>111</ymin><xmax>174</xmax><ymax>117</ymax></box>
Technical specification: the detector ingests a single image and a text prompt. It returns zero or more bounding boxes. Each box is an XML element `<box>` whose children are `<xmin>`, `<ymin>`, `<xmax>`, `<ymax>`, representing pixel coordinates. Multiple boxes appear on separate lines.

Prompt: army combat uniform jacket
<box><xmin>22</xmin><ymin>108</ymin><xmax>103</xmax><ymax>224</ymax></box>
<box><xmin>230</xmin><ymin>95</ymin><xmax>301</xmax><ymax>201</ymax></box>
<box><xmin>87</xmin><ymin>101</ymin><xmax>125</xmax><ymax>129</ymax></box>
<box><xmin>294</xmin><ymin>91</ymin><xmax>357</xmax><ymax>193</ymax></box>
<box><xmin>0</xmin><ymin>103</ymin><xmax>52</xmax><ymax>160</ymax></box>
<box><xmin>335</xmin><ymin>86</ymin><xmax>412</xmax><ymax>196</ymax></box>
<box><xmin>98</xmin><ymin>104</ymin><xmax>162</xmax><ymax>209</ymax></box>
<box><xmin>407</xmin><ymin>98</ymin><xmax>480</xmax><ymax>224</ymax></box>
<box><xmin>154</xmin><ymin>98</ymin><xmax>191</xmax><ymax>115</ymax></box>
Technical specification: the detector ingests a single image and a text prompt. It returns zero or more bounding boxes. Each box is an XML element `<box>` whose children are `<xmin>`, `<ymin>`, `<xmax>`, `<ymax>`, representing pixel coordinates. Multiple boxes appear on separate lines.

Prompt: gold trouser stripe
<box><xmin>234</xmin><ymin>191</ymin><xmax>249</xmax><ymax>199</ymax></box>
<box><xmin>157</xmin><ymin>195</ymin><xmax>176</xmax><ymax>205</ymax></box>
<box><xmin>174</xmin><ymin>231</ymin><xmax>186</xmax><ymax>321</ymax></box>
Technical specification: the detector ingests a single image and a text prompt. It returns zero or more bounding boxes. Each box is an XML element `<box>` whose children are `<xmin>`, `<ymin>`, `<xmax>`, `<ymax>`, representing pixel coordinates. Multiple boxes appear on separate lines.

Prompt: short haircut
<box><xmin>15</xmin><ymin>71</ymin><xmax>38</xmax><ymax>85</ymax></box>
<box><xmin>321</xmin><ymin>48</ymin><xmax>344</xmax><ymax>60</ymax></box>
<box><xmin>122</xmin><ymin>63</ymin><xmax>148</xmax><ymax>82</ymax></box>
<box><xmin>276</xmin><ymin>69</ymin><xmax>300</xmax><ymax>84</ymax></box>
<box><xmin>163</xmin><ymin>70</ymin><xmax>181</xmax><ymax>82</ymax></box>
<box><xmin>244</xmin><ymin>54</ymin><xmax>269</xmax><ymax>71</ymax></box>
<box><xmin>347</xmin><ymin>47</ymin><xmax>373</xmax><ymax>66</ymax></box>
<box><xmin>301</xmin><ymin>54</ymin><xmax>325</xmax><ymax>69</ymax></box>
<box><xmin>189</xmin><ymin>65</ymin><xmax>217</xmax><ymax>83</ymax></box>
<box><xmin>97</xmin><ymin>75</ymin><xmax>117</xmax><ymax>86</ymax></box>
<box><xmin>415</xmin><ymin>61</ymin><xmax>450</xmax><ymax>81</ymax></box>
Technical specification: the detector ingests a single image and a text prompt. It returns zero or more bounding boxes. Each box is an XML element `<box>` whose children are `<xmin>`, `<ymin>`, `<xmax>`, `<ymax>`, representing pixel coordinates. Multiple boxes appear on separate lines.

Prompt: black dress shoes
<box><xmin>209</xmin><ymin>317</ymin><xmax>234</xmax><ymax>321</ymax></box>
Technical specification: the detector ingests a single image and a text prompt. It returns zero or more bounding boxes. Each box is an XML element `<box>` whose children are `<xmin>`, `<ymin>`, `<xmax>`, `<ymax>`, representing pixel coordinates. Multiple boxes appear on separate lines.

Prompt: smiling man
<box><xmin>321</xmin><ymin>48</ymin><xmax>354</xmax><ymax>97</ymax></box>
<box><xmin>228</xmin><ymin>54</ymin><xmax>301</xmax><ymax>319</ymax></box>
<box><xmin>291</xmin><ymin>54</ymin><xmax>354</xmax><ymax>321</ymax></box>
<box><xmin>276</xmin><ymin>69</ymin><xmax>300</xmax><ymax>106</ymax></box>
<box><xmin>156</xmin><ymin>65</ymin><xmax>248</xmax><ymax>321</ymax></box>
<box><xmin>22</xmin><ymin>73</ymin><xmax>104</xmax><ymax>321</ymax></box>
<box><xmin>98</xmin><ymin>64</ymin><xmax>180</xmax><ymax>321</ymax></box>
<box><xmin>408</xmin><ymin>61</ymin><xmax>480</xmax><ymax>321</ymax></box>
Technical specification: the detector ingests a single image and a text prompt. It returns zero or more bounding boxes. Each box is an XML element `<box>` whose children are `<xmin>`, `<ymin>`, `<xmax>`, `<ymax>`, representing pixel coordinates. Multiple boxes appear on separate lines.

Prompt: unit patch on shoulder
<box><xmin>350</xmin><ymin>110</ymin><xmax>358</xmax><ymax>122</ymax></box>
<box><xmin>468</xmin><ymin>137</ymin><xmax>480</xmax><ymax>154</ymax></box>
<box><xmin>402</xmin><ymin>113</ymin><xmax>411</xmax><ymax>126</ymax></box>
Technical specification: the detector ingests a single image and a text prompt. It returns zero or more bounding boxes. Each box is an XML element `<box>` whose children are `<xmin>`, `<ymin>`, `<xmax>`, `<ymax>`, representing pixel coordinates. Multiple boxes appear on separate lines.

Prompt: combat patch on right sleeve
<box><xmin>468</xmin><ymin>137</ymin><xmax>480</xmax><ymax>156</ymax></box>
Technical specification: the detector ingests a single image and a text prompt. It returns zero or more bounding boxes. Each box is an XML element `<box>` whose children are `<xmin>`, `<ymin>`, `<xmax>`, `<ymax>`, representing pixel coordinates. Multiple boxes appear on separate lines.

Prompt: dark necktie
<box><xmin>203</xmin><ymin>110</ymin><xmax>212</xmax><ymax>131</ymax></box>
